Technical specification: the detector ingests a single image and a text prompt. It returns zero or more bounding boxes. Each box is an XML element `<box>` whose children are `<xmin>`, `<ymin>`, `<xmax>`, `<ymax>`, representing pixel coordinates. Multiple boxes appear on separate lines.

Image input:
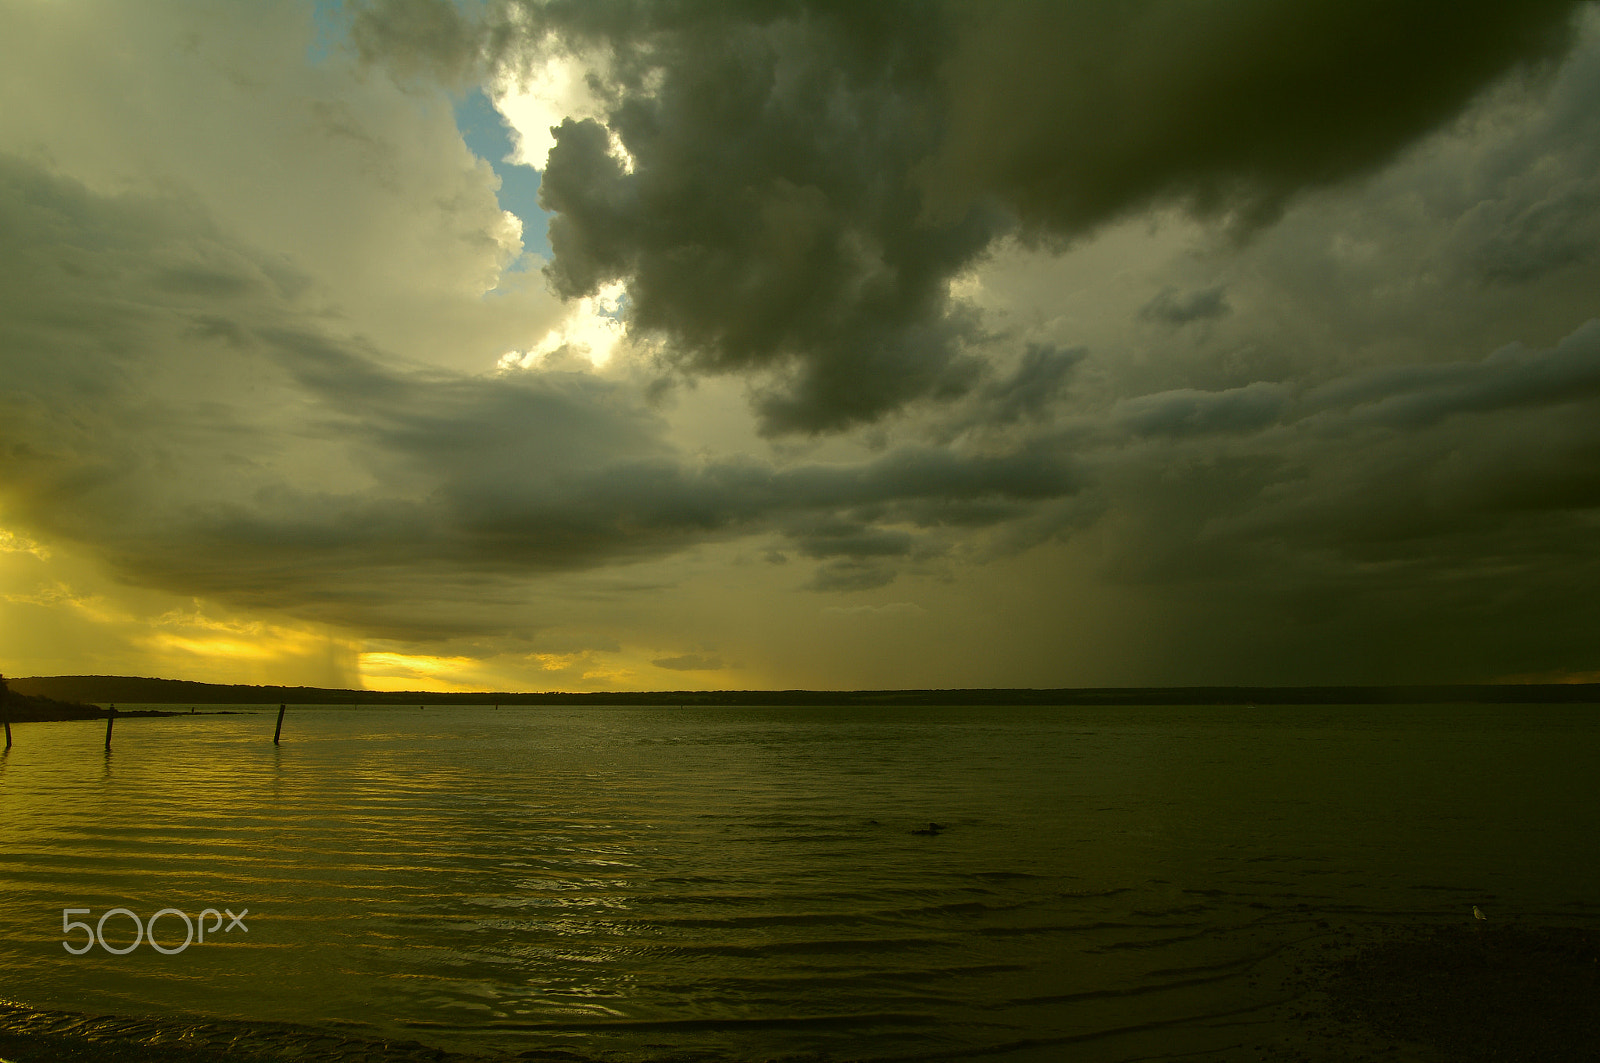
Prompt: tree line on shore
<box><xmin>7</xmin><ymin>673</ymin><xmax>1600</xmax><ymax>712</ymax></box>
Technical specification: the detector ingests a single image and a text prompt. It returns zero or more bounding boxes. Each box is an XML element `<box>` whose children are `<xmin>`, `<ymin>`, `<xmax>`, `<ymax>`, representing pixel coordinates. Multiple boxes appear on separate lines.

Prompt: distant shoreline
<box><xmin>0</xmin><ymin>704</ymin><xmax>256</xmax><ymax>723</ymax></box>
<box><xmin>9</xmin><ymin>674</ymin><xmax>1600</xmax><ymax>709</ymax></box>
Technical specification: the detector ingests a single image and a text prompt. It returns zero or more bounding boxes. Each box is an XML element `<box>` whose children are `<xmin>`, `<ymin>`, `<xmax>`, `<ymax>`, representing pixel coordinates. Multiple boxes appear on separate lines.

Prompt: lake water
<box><xmin>1</xmin><ymin>703</ymin><xmax>1597</xmax><ymax>1061</ymax></box>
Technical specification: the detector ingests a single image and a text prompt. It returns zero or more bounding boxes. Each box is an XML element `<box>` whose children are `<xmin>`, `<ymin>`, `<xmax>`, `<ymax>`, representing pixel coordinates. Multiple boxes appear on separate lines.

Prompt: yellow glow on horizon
<box><xmin>6</xmin><ymin>527</ymin><xmax>749</xmax><ymax>695</ymax></box>
<box><xmin>354</xmin><ymin>648</ymin><xmax>656</xmax><ymax>693</ymax></box>
<box><xmin>359</xmin><ymin>652</ymin><xmax>488</xmax><ymax>693</ymax></box>
<box><xmin>2</xmin><ymin>523</ymin><xmax>359</xmax><ymax>684</ymax></box>
<box><xmin>127</xmin><ymin>605</ymin><xmax>361</xmax><ymax>686</ymax></box>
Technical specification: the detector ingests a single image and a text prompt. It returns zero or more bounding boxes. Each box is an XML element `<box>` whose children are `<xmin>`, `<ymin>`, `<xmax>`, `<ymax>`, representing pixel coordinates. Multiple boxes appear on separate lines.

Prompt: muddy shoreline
<box><xmin>0</xmin><ymin>1001</ymin><xmax>543</xmax><ymax>1063</ymax></box>
<box><xmin>4</xmin><ymin>922</ymin><xmax>1597</xmax><ymax>1062</ymax></box>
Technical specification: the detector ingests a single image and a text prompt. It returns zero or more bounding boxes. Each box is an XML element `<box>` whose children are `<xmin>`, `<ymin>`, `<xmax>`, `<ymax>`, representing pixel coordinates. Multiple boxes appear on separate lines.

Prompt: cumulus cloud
<box><xmin>351</xmin><ymin>0</ymin><xmax>486</xmax><ymax>84</ymax></box>
<box><xmin>532</xmin><ymin>23</ymin><xmax>999</xmax><ymax>433</ymax></box>
<box><xmin>350</xmin><ymin>0</ymin><xmax>1586</xmax><ymax>435</ymax></box>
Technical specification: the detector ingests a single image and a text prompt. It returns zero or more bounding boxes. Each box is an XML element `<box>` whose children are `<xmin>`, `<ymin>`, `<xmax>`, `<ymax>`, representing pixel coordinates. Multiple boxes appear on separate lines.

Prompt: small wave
<box><xmin>975</xmin><ymin>919</ymin><xmax>1153</xmax><ymax>938</ymax></box>
<box><xmin>648</xmin><ymin>910</ymin><xmax>911</xmax><ymax>929</ymax></box>
<box><xmin>0</xmin><ymin>999</ymin><xmax>521</xmax><ymax>1063</ymax></box>
<box><xmin>1131</xmin><ymin>903</ymin><xmax>1210</xmax><ymax>917</ymax></box>
<box><xmin>1088</xmin><ymin>928</ymin><xmax>1211</xmax><ymax>952</ymax></box>
<box><xmin>404</xmin><ymin>1010</ymin><xmax>936</xmax><ymax>1033</ymax></box>
<box><xmin>667</xmin><ymin>935</ymin><xmax>954</xmax><ymax>957</ymax></box>
<box><xmin>1005</xmin><ymin>968</ymin><xmax>1241</xmax><ymax>1008</ymax></box>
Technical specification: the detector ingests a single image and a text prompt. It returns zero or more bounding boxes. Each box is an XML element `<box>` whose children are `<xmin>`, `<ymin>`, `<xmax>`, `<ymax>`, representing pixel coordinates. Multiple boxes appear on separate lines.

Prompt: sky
<box><xmin>3</xmin><ymin>0</ymin><xmax>1600</xmax><ymax>693</ymax></box>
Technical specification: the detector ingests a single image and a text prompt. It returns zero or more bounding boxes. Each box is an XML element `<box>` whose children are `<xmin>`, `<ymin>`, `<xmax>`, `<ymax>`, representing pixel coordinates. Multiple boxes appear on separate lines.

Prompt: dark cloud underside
<box><xmin>929</xmin><ymin>0</ymin><xmax>1583</xmax><ymax>234</ymax></box>
<box><xmin>0</xmin><ymin>152</ymin><xmax>1081</xmax><ymax>634</ymax></box>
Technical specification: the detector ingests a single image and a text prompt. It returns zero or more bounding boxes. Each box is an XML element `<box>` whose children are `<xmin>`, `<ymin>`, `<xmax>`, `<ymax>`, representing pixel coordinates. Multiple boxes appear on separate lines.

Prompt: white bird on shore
<box><xmin>1473</xmin><ymin>905</ymin><xmax>1487</xmax><ymax>920</ymax></box>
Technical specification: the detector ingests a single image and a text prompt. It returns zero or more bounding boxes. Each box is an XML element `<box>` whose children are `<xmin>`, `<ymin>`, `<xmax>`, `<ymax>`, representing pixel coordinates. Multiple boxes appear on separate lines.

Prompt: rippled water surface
<box><xmin>2</xmin><ymin>703</ymin><xmax>1597</xmax><ymax>1061</ymax></box>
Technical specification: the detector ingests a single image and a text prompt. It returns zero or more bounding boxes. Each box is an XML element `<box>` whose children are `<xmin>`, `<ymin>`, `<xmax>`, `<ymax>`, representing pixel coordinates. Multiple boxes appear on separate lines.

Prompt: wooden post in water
<box><xmin>4</xmin><ymin>714</ymin><xmax>11</xmax><ymax>750</ymax></box>
<box><xmin>104</xmin><ymin>705</ymin><xmax>117</xmax><ymax>751</ymax></box>
<box><xmin>273</xmin><ymin>704</ymin><xmax>286</xmax><ymax>745</ymax></box>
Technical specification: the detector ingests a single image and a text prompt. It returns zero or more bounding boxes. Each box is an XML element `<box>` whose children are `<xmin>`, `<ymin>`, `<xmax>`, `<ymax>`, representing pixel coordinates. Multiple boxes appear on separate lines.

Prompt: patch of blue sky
<box><xmin>455</xmin><ymin>87</ymin><xmax>554</xmax><ymax>260</ymax></box>
<box><xmin>307</xmin><ymin>0</ymin><xmax>345</xmax><ymax>65</ymax></box>
<box><xmin>304</xmin><ymin>2</ymin><xmax>552</xmax><ymax>270</ymax></box>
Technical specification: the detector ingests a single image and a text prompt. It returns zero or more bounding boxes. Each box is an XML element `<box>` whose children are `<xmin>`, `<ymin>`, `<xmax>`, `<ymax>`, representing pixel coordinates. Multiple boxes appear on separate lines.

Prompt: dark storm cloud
<box><xmin>927</xmin><ymin>0</ymin><xmax>1584</xmax><ymax>235</ymax></box>
<box><xmin>977</xmin><ymin>344</ymin><xmax>1085</xmax><ymax>424</ymax></box>
<box><xmin>351</xmin><ymin>0</ymin><xmax>1585</xmax><ymax>433</ymax></box>
<box><xmin>531</xmin><ymin>5</ymin><xmax>1000</xmax><ymax>434</ymax></box>
<box><xmin>1304</xmin><ymin>322</ymin><xmax>1600</xmax><ymax>430</ymax></box>
<box><xmin>1113</xmin><ymin>382</ymin><xmax>1290</xmax><ymax>438</ymax></box>
<box><xmin>151</xmin><ymin>355</ymin><xmax>1082</xmax><ymax>617</ymax></box>
<box><xmin>1471</xmin><ymin>190</ymin><xmax>1600</xmax><ymax>284</ymax></box>
<box><xmin>156</xmin><ymin>349</ymin><xmax>1077</xmax><ymax>614</ymax></box>
<box><xmin>1094</xmin><ymin>320</ymin><xmax>1600</xmax><ymax>550</ymax></box>
<box><xmin>1456</xmin><ymin>133</ymin><xmax>1600</xmax><ymax>285</ymax></box>
<box><xmin>1075</xmin><ymin>318</ymin><xmax>1600</xmax><ymax>635</ymax></box>
<box><xmin>1139</xmin><ymin>287</ymin><xmax>1231</xmax><ymax>327</ymax></box>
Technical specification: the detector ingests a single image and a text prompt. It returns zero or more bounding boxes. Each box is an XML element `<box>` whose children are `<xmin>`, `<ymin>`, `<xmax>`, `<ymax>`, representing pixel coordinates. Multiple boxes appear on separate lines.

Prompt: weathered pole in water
<box><xmin>104</xmin><ymin>705</ymin><xmax>117</xmax><ymax>751</ymax></box>
<box><xmin>273</xmin><ymin>704</ymin><xmax>286</xmax><ymax>744</ymax></box>
<box><xmin>4</xmin><ymin>714</ymin><xmax>11</xmax><ymax>750</ymax></box>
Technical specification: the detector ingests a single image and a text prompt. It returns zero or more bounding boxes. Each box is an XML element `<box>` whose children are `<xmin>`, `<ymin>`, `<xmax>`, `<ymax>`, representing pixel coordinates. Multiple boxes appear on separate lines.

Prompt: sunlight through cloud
<box><xmin>491</xmin><ymin>41</ymin><xmax>622</xmax><ymax>169</ymax></box>
<box><xmin>498</xmin><ymin>280</ymin><xmax>628</xmax><ymax>369</ymax></box>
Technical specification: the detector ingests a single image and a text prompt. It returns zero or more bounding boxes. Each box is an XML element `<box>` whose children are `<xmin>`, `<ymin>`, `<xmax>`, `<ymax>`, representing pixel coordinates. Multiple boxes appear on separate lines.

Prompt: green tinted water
<box><xmin>1</xmin><ymin>703</ymin><xmax>1595</xmax><ymax>1060</ymax></box>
